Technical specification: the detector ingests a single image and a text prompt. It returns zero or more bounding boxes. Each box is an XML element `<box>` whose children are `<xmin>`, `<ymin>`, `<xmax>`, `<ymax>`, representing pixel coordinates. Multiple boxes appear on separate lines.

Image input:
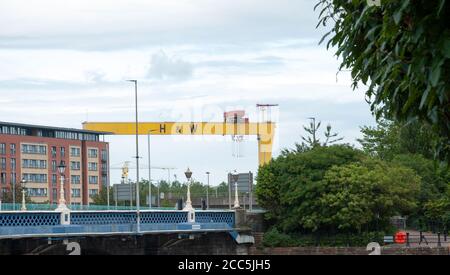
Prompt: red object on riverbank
<box><xmin>395</xmin><ymin>231</ymin><xmax>407</xmax><ymax>244</ymax></box>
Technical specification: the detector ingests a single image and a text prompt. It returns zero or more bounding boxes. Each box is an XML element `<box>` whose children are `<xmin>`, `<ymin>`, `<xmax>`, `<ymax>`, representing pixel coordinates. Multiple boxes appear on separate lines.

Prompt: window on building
<box><xmin>52</xmin><ymin>188</ymin><xmax>57</xmax><ymax>201</ymax></box>
<box><xmin>88</xmin><ymin>162</ymin><xmax>98</xmax><ymax>171</ymax></box>
<box><xmin>101</xmin><ymin>149</ymin><xmax>107</xmax><ymax>161</ymax></box>
<box><xmin>22</xmin><ymin>159</ymin><xmax>47</xmax><ymax>169</ymax></box>
<box><xmin>0</xmin><ymin>126</ymin><xmax>27</xmax><ymax>136</ymax></box>
<box><xmin>89</xmin><ymin>189</ymin><xmax>98</xmax><ymax>197</ymax></box>
<box><xmin>101</xmin><ymin>163</ymin><xmax>108</xmax><ymax>174</ymax></box>
<box><xmin>56</xmin><ymin>131</ymin><xmax>82</xmax><ymax>140</ymax></box>
<box><xmin>11</xmin><ymin>158</ymin><xmax>16</xmax><ymax>170</ymax></box>
<box><xmin>51</xmin><ymin>146</ymin><xmax>57</xmax><ymax>158</ymax></box>
<box><xmin>0</xmin><ymin>172</ymin><xmax>6</xmax><ymax>184</ymax></box>
<box><xmin>52</xmin><ymin>174</ymin><xmax>57</xmax><ymax>187</ymax></box>
<box><xmin>88</xmin><ymin>149</ymin><xmax>98</xmax><ymax>158</ymax></box>
<box><xmin>89</xmin><ymin>176</ymin><xmax>98</xmax><ymax>184</ymax></box>
<box><xmin>102</xmin><ymin>176</ymin><xmax>107</xmax><ymax>186</ymax></box>
<box><xmin>70</xmin><ymin>147</ymin><xmax>81</xmax><ymax>157</ymax></box>
<box><xmin>27</xmin><ymin>188</ymin><xmax>48</xmax><ymax>197</ymax></box>
<box><xmin>1</xmin><ymin>158</ymin><xmax>6</xmax><ymax>170</ymax></box>
<box><xmin>52</xmin><ymin>160</ymin><xmax>57</xmax><ymax>172</ymax></box>
<box><xmin>0</xmin><ymin>143</ymin><xmax>6</xmax><ymax>155</ymax></box>
<box><xmin>21</xmin><ymin>144</ymin><xmax>47</xmax><ymax>155</ymax></box>
<box><xmin>60</xmin><ymin>147</ymin><xmax>65</xmax><ymax>158</ymax></box>
<box><xmin>71</xmin><ymin>175</ymin><xmax>81</xmax><ymax>184</ymax></box>
<box><xmin>22</xmin><ymin>173</ymin><xmax>47</xmax><ymax>183</ymax></box>
<box><xmin>10</xmin><ymin>144</ymin><xmax>16</xmax><ymax>155</ymax></box>
<box><xmin>70</xmin><ymin>161</ymin><xmax>81</xmax><ymax>171</ymax></box>
<box><xmin>71</xmin><ymin>188</ymin><xmax>81</xmax><ymax>198</ymax></box>
<box><xmin>83</xmin><ymin>134</ymin><xmax>99</xmax><ymax>142</ymax></box>
<box><xmin>10</xmin><ymin>173</ymin><xmax>17</xmax><ymax>185</ymax></box>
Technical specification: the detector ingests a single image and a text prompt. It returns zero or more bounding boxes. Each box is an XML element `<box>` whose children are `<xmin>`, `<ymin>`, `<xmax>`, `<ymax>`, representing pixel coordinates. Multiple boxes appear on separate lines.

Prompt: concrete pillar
<box><xmin>187</xmin><ymin>210</ymin><xmax>196</xmax><ymax>223</ymax></box>
<box><xmin>59</xmin><ymin>208</ymin><xmax>71</xmax><ymax>225</ymax></box>
<box><xmin>234</xmin><ymin>209</ymin><xmax>246</xmax><ymax>228</ymax></box>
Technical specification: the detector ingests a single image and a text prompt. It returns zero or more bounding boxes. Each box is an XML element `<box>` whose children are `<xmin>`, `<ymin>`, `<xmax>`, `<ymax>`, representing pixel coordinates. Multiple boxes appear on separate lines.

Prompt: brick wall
<box><xmin>249</xmin><ymin>245</ymin><xmax>449</xmax><ymax>255</ymax></box>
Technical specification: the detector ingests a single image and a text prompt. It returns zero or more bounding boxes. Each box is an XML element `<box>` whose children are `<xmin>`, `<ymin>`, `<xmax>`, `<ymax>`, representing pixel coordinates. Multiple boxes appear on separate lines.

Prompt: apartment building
<box><xmin>0</xmin><ymin>122</ymin><xmax>110</xmax><ymax>205</ymax></box>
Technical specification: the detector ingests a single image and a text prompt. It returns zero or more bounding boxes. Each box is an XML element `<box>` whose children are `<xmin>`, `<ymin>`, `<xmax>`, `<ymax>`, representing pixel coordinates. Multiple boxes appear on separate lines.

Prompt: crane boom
<box><xmin>83</xmin><ymin>121</ymin><xmax>275</xmax><ymax>166</ymax></box>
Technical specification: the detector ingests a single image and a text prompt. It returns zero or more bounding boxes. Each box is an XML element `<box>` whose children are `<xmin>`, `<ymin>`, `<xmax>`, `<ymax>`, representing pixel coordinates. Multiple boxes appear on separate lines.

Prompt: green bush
<box><xmin>262</xmin><ymin>227</ymin><xmax>385</xmax><ymax>247</ymax></box>
<box><xmin>262</xmin><ymin>228</ymin><xmax>300</xmax><ymax>247</ymax></box>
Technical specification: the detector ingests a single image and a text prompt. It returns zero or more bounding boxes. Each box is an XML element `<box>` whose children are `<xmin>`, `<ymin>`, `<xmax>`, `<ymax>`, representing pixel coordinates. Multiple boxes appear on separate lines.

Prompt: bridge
<box><xmin>0</xmin><ymin>208</ymin><xmax>255</xmax><ymax>254</ymax></box>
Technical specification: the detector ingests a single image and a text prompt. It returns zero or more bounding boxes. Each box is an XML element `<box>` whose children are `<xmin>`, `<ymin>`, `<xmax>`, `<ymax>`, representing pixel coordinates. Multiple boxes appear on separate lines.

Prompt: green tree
<box><xmin>1</xmin><ymin>183</ymin><xmax>32</xmax><ymax>204</ymax></box>
<box><xmin>423</xmin><ymin>195</ymin><xmax>450</xmax><ymax>228</ymax></box>
<box><xmin>358</xmin><ymin>119</ymin><xmax>440</xmax><ymax>160</ymax></box>
<box><xmin>92</xmin><ymin>186</ymin><xmax>114</xmax><ymax>205</ymax></box>
<box><xmin>307</xmin><ymin>160</ymin><xmax>420</xmax><ymax>233</ymax></box>
<box><xmin>284</xmin><ymin>119</ymin><xmax>343</xmax><ymax>154</ymax></box>
<box><xmin>257</xmin><ymin>145</ymin><xmax>421</xmax><ymax>234</ymax></box>
<box><xmin>315</xmin><ymin>0</ymin><xmax>450</xmax><ymax>161</ymax></box>
<box><xmin>256</xmin><ymin>145</ymin><xmax>364</xmax><ymax>231</ymax></box>
<box><xmin>216</xmin><ymin>182</ymin><xmax>229</xmax><ymax>196</ymax></box>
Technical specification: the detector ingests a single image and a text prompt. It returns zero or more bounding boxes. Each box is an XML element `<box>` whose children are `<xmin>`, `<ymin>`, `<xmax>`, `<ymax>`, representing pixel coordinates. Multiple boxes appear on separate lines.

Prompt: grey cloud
<box><xmin>0</xmin><ymin>78</ymin><xmax>116</xmax><ymax>90</ymax></box>
<box><xmin>195</xmin><ymin>55</ymin><xmax>285</xmax><ymax>70</ymax></box>
<box><xmin>147</xmin><ymin>51</ymin><xmax>193</xmax><ymax>81</ymax></box>
<box><xmin>0</xmin><ymin>0</ymin><xmax>321</xmax><ymax>51</ymax></box>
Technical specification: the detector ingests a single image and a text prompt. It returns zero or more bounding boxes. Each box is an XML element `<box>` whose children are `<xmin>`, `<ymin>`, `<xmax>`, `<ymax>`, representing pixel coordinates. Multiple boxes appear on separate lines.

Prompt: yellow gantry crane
<box><xmin>83</xmin><ymin>121</ymin><xmax>276</xmax><ymax>166</ymax></box>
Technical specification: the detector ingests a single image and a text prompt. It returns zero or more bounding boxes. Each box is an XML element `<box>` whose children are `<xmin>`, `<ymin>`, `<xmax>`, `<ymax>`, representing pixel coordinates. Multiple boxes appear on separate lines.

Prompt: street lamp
<box><xmin>56</xmin><ymin>161</ymin><xmax>68</xmax><ymax>211</ymax></box>
<box><xmin>127</xmin><ymin>79</ymin><xmax>140</xmax><ymax>232</ymax></box>
<box><xmin>147</xmin><ymin>129</ymin><xmax>156</xmax><ymax>208</ymax></box>
<box><xmin>20</xmin><ymin>178</ymin><xmax>27</xmax><ymax>211</ymax></box>
<box><xmin>206</xmin><ymin>172</ymin><xmax>210</xmax><ymax>210</ymax></box>
<box><xmin>232</xmin><ymin>171</ymin><xmax>240</xmax><ymax>209</ymax></box>
<box><xmin>183</xmin><ymin>168</ymin><xmax>193</xmax><ymax>211</ymax></box>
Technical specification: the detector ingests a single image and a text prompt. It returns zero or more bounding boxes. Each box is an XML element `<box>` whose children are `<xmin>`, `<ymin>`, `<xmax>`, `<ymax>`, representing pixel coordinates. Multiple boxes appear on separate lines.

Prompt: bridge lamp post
<box><xmin>56</xmin><ymin>161</ymin><xmax>69</xmax><ymax>211</ymax></box>
<box><xmin>206</xmin><ymin>172</ymin><xmax>210</xmax><ymax>210</ymax></box>
<box><xmin>20</xmin><ymin>178</ymin><xmax>27</xmax><ymax>211</ymax></box>
<box><xmin>183</xmin><ymin>168</ymin><xmax>193</xmax><ymax>211</ymax></box>
<box><xmin>232</xmin><ymin>171</ymin><xmax>240</xmax><ymax>209</ymax></box>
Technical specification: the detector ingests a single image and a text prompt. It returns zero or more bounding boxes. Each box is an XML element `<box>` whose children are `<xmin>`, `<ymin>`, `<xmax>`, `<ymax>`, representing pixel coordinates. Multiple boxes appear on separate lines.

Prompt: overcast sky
<box><xmin>0</xmin><ymin>0</ymin><xmax>376</xmax><ymax>187</ymax></box>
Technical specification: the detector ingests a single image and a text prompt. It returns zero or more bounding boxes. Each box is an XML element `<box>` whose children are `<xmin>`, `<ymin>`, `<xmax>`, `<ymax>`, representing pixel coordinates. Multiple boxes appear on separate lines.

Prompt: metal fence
<box><xmin>385</xmin><ymin>232</ymin><xmax>449</xmax><ymax>248</ymax></box>
<box><xmin>0</xmin><ymin>203</ymin><xmax>177</xmax><ymax>211</ymax></box>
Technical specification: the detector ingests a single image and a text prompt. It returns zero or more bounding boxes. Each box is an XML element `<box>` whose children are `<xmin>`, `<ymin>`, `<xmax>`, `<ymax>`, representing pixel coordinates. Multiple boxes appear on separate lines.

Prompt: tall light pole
<box><xmin>183</xmin><ymin>168</ymin><xmax>193</xmax><ymax>211</ymax></box>
<box><xmin>20</xmin><ymin>178</ymin><xmax>27</xmax><ymax>211</ymax></box>
<box><xmin>127</xmin><ymin>79</ymin><xmax>140</xmax><ymax>232</ymax></box>
<box><xmin>56</xmin><ymin>161</ymin><xmax>68</xmax><ymax>211</ymax></box>
<box><xmin>147</xmin><ymin>129</ymin><xmax>156</xmax><ymax>208</ymax></box>
<box><xmin>232</xmin><ymin>171</ymin><xmax>240</xmax><ymax>209</ymax></box>
<box><xmin>206</xmin><ymin>172</ymin><xmax>210</xmax><ymax>210</ymax></box>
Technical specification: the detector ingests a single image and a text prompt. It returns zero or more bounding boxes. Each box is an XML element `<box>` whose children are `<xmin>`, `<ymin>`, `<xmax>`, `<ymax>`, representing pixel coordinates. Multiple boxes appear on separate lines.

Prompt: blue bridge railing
<box><xmin>0</xmin><ymin>210</ymin><xmax>236</xmax><ymax>238</ymax></box>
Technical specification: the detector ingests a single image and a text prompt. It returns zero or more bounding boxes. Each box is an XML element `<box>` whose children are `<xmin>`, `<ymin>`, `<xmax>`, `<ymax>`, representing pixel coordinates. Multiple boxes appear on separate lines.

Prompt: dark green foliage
<box><xmin>316</xmin><ymin>159</ymin><xmax>420</xmax><ymax>232</ymax></box>
<box><xmin>358</xmin><ymin>119</ymin><xmax>440</xmax><ymax>160</ymax></box>
<box><xmin>256</xmin><ymin>145</ymin><xmax>364</xmax><ymax>228</ymax></box>
<box><xmin>92</xmin><ymin>179</ymin><xmax>225</xmax><ymax>206</ymax></box>
<box><xmin>262</xmin><ymin>227</ymin><xmax>386</xmax><ymax>247</ymax></box>
<box><xmin>316</xmin><ymin>0</ymin><xmax>450</xmax><ymax>162</ymax></box>
<box><xmin>0</xmin><ymin>183</ymin><xmax>32</xmax><ymax>204</ymax></box>
<box><xmin>286</xmin><ymin>119</ymin><xmax>344</xmax><ymax>154</ymax></box>
<box><xmin>257</xmin><ymin>144</ymin><xmax>421</xmax><ymax>235</ymax></box>
<box><xmin>358</xmin><ymin>119</ymin><xmax>450</xmax><ymax>229</ymax></box>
